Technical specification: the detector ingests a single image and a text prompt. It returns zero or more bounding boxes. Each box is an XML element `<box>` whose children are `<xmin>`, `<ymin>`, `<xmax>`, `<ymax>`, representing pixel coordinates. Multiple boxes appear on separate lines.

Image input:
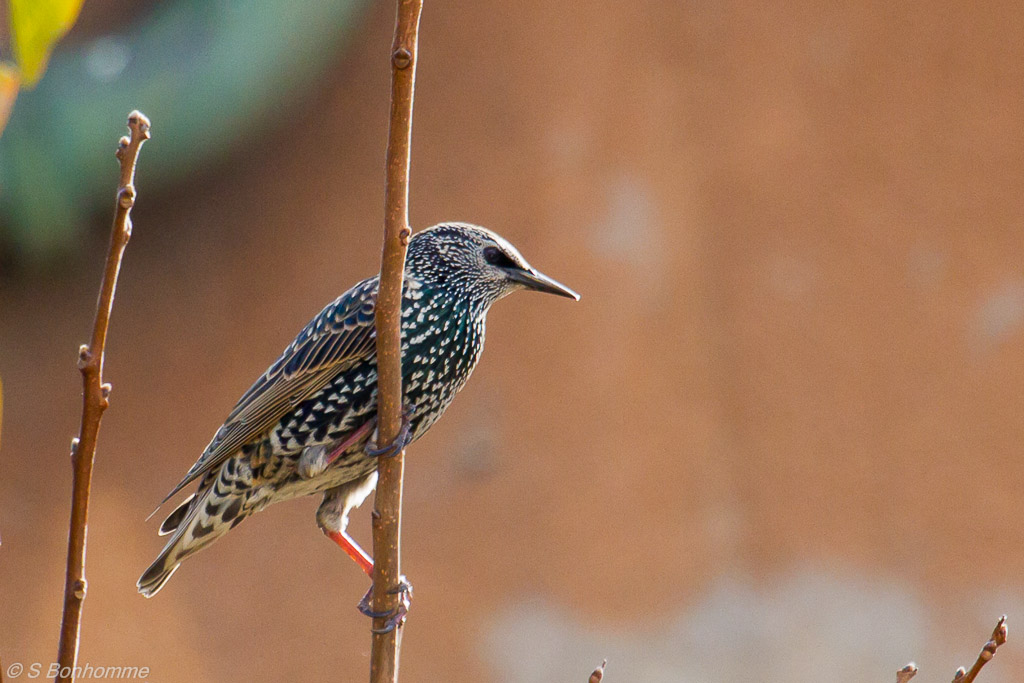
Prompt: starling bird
<box><xmin>138</xmin><ymin>223</ymin><xmax>578</xmax><ymax>602</ymax></box>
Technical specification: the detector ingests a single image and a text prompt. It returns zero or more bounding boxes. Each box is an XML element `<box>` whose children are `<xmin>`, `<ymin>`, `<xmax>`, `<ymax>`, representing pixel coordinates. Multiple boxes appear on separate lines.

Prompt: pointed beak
<box><xmin>507</xmin><ymin>267</ymin><xmax>580</xmax><ymax>300</ymax></box>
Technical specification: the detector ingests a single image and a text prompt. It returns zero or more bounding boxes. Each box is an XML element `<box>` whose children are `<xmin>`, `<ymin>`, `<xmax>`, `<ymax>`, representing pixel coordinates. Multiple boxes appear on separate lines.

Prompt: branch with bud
<box><xmin>54</xmin><ymin>111</ymin><xmax>150</xmax><ymax>683</ymax></box>
<box><xmin>894</xmin><ymin>615</ymin><xmax>1007</xmax><ymax>683</ymax></box>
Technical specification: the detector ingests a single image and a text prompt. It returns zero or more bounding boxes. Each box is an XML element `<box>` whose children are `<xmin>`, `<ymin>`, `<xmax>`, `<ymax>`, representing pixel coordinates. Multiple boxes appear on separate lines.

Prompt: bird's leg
<box><xmin>324</xmin><ymin>529</ymin><xmax>374</xmax><ymax>576</ymax></box>
<box><xmin>324</xmin><ymin>418</ymin><xmax>377</xmax><ymax>466</ymax></box>
<box><xmin>317</xmin><ymin>488</ymin><xmax>375</xmax><ymax>574</ymax></box>
<box><xmin>327</xmin><ymin>534</ymin><xmax>414</xmax><ymax>628</ymax></box>
<box><xmin>358</xmin><ymin>576</ymin><xmax>413</xmax><ymax>633</ymax></box>
<box><xmin>317</xmin><ymin>491</ymin><xmax>413</xmax><ymax>628</ymax></box>
<box><xmin>365</xmin><ymin>404</ymin><xmax>416</xmax><ymax>458</ymax></box>
<box><xmin>299</xmin><ymin>419</ymin><xmax>379</xmax><ymax>479</ymax></box>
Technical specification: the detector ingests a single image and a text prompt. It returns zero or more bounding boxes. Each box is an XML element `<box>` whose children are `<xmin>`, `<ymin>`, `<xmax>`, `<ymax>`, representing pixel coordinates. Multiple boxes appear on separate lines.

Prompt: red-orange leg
<box><xmin>325</xmin><ymin>419</ymin><xmax>377</xmax><ymax>467</ymax></box>
<box><xmin>325</xmin><ymin>529</ymin><xmax>374</xmax><ymax>576</ymax></box>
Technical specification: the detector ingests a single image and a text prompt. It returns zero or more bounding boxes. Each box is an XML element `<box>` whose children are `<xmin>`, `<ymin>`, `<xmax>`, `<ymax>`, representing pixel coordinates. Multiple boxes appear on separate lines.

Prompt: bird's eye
<box><xmin>483</xmin><ymin>246</ymin><xmax>516</xmax><ymax>268</ymax></box>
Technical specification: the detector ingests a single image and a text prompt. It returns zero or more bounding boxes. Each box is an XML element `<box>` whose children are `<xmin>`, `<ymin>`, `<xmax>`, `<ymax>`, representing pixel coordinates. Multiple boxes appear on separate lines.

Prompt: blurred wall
<box><xmin>2</xmin><ymin>1</ymin><xmax>1024</xmax><ymax>681</ymax></box>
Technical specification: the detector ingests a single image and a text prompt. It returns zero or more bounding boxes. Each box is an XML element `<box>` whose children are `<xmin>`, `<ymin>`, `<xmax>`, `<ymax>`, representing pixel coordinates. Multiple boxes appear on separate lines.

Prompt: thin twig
<box><xmin>54</xmin><ymin>111</ymin><xmax>150</xmax><ymax>683</ymax></box>
<box><xmin>589</xmin><ymin>659</ymin><xmax>607</xmax><ymax>683</ymax></box>
<box><xmin>952</xmin><ymin>616</ymin><xmax>1007</xmax><ymax>683</ymax></box>
<box><xmin>368</xmin><ymin>1</ymin><xmax>423</xmax><ymax>682</ymax></box>
<box><xmin>894</xmin><ymin>616</ymin><xmax>1008</xmax><ymax>683</ymax></box>
<box><xmin>0</xmin><ymin>374</ymin><xmax>3</xmax><ymax>545</ymax></box>
<box><xmin>896</xmin><ymin>663</ymin><xmax>918</xmax><ymax>682</ymax></box>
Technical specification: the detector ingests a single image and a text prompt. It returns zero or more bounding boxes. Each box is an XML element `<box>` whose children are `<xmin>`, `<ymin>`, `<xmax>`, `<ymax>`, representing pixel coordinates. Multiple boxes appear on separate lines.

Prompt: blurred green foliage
<box><xmin>0</xmin><ymin>0</ymin><xmax>85</xmax><ymax>144</ymax></box>
<box><xmin>9</xmin><ymin>0</ymin><xmax>86</xmax><ymax>86</ymax></box>
<box><xmin>0</xmin><ymin>0</ymin><xmax>368</xmax><ymax>264</ymax></box>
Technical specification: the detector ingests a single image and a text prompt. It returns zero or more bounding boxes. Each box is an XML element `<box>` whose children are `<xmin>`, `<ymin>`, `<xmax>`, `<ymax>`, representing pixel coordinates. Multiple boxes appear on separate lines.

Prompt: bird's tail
<box><xmin>138</xmin><ymin>471</ymin><xmax>249</xmax><ymax>598</ymax></box>
<box><xmin>136</xmin><ymin>551</ymin><xmax>182</xmax><ymax>598</ymax></box>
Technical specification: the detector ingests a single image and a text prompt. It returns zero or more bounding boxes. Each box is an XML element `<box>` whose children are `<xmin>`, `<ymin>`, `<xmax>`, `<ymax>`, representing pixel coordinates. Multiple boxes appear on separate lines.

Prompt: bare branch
<box><xmin>54</xmin><ymin>111</ymin><xmax>150</xmax><ymax>683</ymax></box>
<box><xmin>893</xmin><ymin>616</ymin><xmax>1008</xmax><ymax>683</ymax></box>
<box><xmin>952</xmin><ymin>616</ymin><xmax>1007</xmax><ymax>683</ymax></box>
<box><xmin>368</xmin><ymin>1</ymin><xmax>423</xmax><ymax>681</ymax></box>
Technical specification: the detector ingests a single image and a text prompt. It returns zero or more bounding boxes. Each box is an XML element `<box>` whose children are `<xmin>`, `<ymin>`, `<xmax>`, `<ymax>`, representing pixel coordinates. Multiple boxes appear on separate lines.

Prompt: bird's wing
<box><xmin>157</xmin><ymin>277</ymin><xmax>380</xmax><ymax>507</ymax></box>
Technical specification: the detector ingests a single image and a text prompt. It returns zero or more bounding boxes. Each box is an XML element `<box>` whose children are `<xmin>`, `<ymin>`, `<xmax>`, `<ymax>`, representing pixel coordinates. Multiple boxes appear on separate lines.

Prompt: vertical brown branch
<box><xmin>54</xmin><ymin>111</ymin><xmax>150</xmax><ymax>683</ymax></box>
<box><xmin>369</xmin><ymin>1</ymin><xmax>423</xmax><ymax>682</ymax></box>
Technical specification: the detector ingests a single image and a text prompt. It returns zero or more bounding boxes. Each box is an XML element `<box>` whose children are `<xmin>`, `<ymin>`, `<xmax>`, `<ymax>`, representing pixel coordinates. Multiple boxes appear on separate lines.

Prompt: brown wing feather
<box><xmin>155</xmin><ymin>278</ymin><xmax>379</xmax><ymax>508</ymax></box>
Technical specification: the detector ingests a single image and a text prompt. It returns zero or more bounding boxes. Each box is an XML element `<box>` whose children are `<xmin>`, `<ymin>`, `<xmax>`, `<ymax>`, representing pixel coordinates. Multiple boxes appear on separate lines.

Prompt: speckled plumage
<box><xmin>138</xmin><ymin>223</ymin><xmax>578</xmax><ymax>597</ymax></box>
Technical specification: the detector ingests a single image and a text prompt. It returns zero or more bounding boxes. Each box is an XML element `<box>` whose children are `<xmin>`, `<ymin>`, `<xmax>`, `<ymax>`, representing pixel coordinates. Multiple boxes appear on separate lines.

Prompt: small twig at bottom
<box><xmin>952</xmin><ymin>616</ymin><xmax>1007</xmax><ymax>683</ymax></box>
<box><xmin>894</xmin><ymin>615</ymin><xmax>1007</xmax><ymax>683</ymax></box>
<box><xmin>896</xmin><ymin>663</ymin><xmax>918</xmax><ymax>682</ymax></box>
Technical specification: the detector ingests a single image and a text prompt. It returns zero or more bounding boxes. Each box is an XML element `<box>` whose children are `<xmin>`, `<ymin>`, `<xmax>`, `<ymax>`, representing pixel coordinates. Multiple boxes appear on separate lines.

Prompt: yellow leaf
<box><xmin>9</xmin><ymin>0</ymin><xmax>86</xmax><ymax>87</ymax></box>
<box><xmin>0</xmin><ymin>63</ymin><xmax>18</xmax><ymax>136</ymax></box>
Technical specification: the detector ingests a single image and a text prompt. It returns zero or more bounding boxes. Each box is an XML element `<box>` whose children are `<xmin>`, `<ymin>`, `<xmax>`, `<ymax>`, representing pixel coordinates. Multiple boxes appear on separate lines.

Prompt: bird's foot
<box><xmin>357</xmin><ymin>576</ymin><xmax>413</xmax><ymax>633</ymax></box>
<box><xmin>297</xmin><ymin>444</ymin><xmax>329</xmax><ymax>479</ymax></box>
<box><xmin>300</xmin><ymin>419</ymin><xmax>382</xmax><ymax>479</ymax></box>
<box><xmin>365</xmin><ymin>404</ymin><xmax>416</xmax><ymax>458</ymax></box>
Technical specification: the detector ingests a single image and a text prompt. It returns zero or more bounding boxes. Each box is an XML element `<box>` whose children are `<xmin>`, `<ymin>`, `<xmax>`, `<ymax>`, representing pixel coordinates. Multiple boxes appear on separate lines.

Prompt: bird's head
<box><xmin>406</xmin><ymin>223</ymin><xmax>580</xmax><ymax>306</ymax></box>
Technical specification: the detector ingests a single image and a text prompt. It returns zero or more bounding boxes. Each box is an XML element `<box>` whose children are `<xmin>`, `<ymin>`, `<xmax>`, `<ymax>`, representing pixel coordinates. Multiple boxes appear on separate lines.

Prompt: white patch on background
<box><xmin>482</xmin><ymin>571</ymin><xmax>1015</xmax><ymax>683</ymax></box>
<box><xmin>590</xmin><ymin>173</ymin><xmax>667</xmax><ymax>294</ymax></box>
<box><xmin>84</xmin><ymin>36</ymin><xmax>131</xmax><ymax>81</ymax></box>
<box><xmin>973</xmin><ymin>280</ymin><xmax>1024</xmax><ymax>348</ymax></box>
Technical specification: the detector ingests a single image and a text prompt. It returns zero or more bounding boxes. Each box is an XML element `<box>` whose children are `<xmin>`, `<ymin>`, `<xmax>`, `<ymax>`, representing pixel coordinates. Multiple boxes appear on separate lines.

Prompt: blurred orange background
<box><xmin>2</xmin><ymin>1</ymin><xmax>1024</xmax><ymax>681</ymax></box>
